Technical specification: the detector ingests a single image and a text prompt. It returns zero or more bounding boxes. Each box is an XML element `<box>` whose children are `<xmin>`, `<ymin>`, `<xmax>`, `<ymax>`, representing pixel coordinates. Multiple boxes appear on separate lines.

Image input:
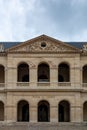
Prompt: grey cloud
<box><xmin>24</xmin><ymin>0</ymin><xmax>87</xmax><ymax>41</ymax></box>
<box><xmin>0</xmin><ymin>0</ymin><xmax>87</xmax><ymax>41</ymax></box>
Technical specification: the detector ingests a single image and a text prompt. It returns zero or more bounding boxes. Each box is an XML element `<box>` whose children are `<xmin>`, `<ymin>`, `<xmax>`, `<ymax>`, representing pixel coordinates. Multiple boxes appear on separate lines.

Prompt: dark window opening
<box><xmin>17</xmin><ymin>63</ymin><xmax>29</xmax><ymax>82</ymax></box>
<box><xmin>83</xmin><ymin>65</ymin><xmax>87</xmax><ymax>83</ymax></box>
<box><xmin>58</xmin><ymin>63</ymin><xmax>70</xmax><ymax>82</ymax></box>
<box><xmin>22</xmin><ymin>75</ymin><xmax>29</xmax><ymax>82</ymax></box>
<box><xmin>83</xmin><ymin>102</ymin><xmax>87</xmax><ymax>121</ymax></box>
<box><xmin>58</xmin><ymin>75</ymin><xmax>64</xmax><ymax>82</ymax></box>
<box><xmin>59</xmin><ymin>101</ymin><xmax>70</xmax><ymax>122</ymax></box>
<box><xmin>38</xmin><ymin>63</ymin><xmax>50</xmax><ymax>82</ymax></box>
<box><xmin>17</xmin><ymin>100</ymin><xmax>29</xmax><ymax>122</ymax></box>
<box><xmin>41</xmin><ymin>42</ymin><xmax>46</xmax><ymax>48</ymax></box>
<box><xmin>38</xmin><ymin>101</ymin><xmax>50</xmax><ymax>122</ymax></box>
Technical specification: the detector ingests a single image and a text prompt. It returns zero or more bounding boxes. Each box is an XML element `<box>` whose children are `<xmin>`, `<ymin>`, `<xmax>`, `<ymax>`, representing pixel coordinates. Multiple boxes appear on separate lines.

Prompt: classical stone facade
<box><xmin>0</xmin><ymin>35</ymin><xmax>87</xmax><ymax>124</ymax></box>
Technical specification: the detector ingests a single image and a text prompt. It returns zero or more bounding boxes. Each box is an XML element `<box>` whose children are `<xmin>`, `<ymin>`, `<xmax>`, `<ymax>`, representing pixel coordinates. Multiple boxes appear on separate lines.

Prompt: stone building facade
<box><xmin>0</xmin><ymin>34</ymin><xmax>87</xmax><ymax>123</ymax></box>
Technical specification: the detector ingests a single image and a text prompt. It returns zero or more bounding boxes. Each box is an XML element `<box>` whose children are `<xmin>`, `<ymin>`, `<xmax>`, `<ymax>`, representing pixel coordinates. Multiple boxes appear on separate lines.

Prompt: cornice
<box><xmin>6</xmin><ymin>35</ymin><xmax>80</xmax><ymax>53</ymax></box>
<box><xmin>4</xmin><ymin>88</ymin><xmax>84</xmax><ymax>92</ymax></box>
<box><xmin>0</xmin><ymin>52</ymin><xmax>7</xmax><ymax>56</ymax></box>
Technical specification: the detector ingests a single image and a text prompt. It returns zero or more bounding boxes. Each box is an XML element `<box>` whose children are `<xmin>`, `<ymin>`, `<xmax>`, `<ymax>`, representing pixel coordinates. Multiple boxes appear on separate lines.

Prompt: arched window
<box><xmin>0</xmin><ymin>65</ymin><xmax>5</xmax><ymax>83</ymax></box>
<box><xmin>58</xmin><ymin>63</ymin><xmax>70</xmax><ymax>82</ymax></box>
<box><xmin>38</xmin><ymin>100</ymin><xmax>50</xmax><ymax>122</ymax></box>
<box><xmin>0</xmin><ymin>101</ymin><xmax>4</xmax><ymax>121</ymax></box>
<box><xmin>17</xmin><ymin>100</ymin><xmax>29</xmax><ymax>122</ymax></box>
<box><xmin>17</xmin><ymin>63</ymin><xmax>29</xmax><ymax>82</ymax></box>
<box><xmin>83</xmin><ymin>65</ymin><xmax>87</xmax><ymax>83</ymax></box>
<box><xmin>38</xmin><ymin>63</ymin><xmax>50</xmax><ymax>82</ymax></box>
<box><xmin>83</xmin><ymin>101</ymin><xmax>87</xmax><ymax>121</ymax></box>
<box><xmin>58</xmin><ymin>100</ymin><xmax>70</xmax><ymax>122</ymax></box>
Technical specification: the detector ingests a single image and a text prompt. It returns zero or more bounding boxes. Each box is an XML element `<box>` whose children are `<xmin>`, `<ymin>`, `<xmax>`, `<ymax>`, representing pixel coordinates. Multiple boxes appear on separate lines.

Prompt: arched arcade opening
<box><xmin>17</xmin><ymin>63</ymin><xmax>29</xmax><ymax>82</ymax></box>
<box><xmin>58</xmin><ymin>100</ymin><xmax>70</xmax><ymax>122</ymax></box>
<box><xmin>38</xmin><ymin>63</ymin><xmax>50</xmax><ymax>82</ymax></box>
<box><xmin>17</xmin><ymin>100</ymin><xmax>29</xmax><ymax>122</ymax></box>
<box><xmin>38</xmin><ymin>100</ymin><xmax>50</xmax><ymax>122</ymax></box>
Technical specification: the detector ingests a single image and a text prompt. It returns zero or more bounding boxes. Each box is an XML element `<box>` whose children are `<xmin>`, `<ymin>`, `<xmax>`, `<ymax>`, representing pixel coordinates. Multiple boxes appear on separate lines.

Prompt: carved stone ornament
<box><xmin>0</xmin><ymin>44</ymin><xmax>4</xmax><ymax>52</ymax></box>
<box><xmin>8</xmin><ymin>40</ymin><xmax>78</xmax><ymax>53</ymax></box>
<box><xmin>7</xmin><ymin>35</ymin><xmax>80</xmax><ymax>53</ymax></box>
<box><xmin>48</xmin><ymin>61</ymin><xmax>57</xmax><ymax>68</ymax></box>
<box><xmin>28</xmin><ymin>62</ymin><xmax>36</xmax><ymax>68</ymax></box>
<box><xmin>83</xmin><ymin>44</ymin><xmax>87</xmax><ymax>51</ymax></box>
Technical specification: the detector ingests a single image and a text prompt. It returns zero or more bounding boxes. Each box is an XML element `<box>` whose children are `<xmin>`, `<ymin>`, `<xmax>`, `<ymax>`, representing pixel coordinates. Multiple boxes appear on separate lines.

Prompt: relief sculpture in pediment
<box><xmin>7</xmin><ymin>35</ymin><xmax>80</xmax><ymax>53</ymax></box>
<box><xmin>15</xmin><ymin>41</ymin><xmax>76</xmax><ymax>52</ymax></box>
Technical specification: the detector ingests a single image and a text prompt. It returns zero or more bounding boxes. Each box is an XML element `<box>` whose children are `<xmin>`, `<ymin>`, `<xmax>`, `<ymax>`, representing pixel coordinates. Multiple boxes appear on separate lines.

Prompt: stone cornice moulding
<box><xmin>6</xmin><ymin>35</ymin><xmax>80</xmax><ymax>53</ymax></box>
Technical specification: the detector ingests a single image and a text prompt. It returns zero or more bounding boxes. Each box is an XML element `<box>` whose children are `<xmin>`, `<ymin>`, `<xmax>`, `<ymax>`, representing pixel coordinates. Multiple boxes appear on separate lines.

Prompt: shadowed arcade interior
<box><xmin>38</xmin><ymin>100</ymin><xmax>50</xmax><ymax>122</ymax></box>
<box><xmin>59</xmin><ymin>100</ymin><xmax>70</xmax><ymax>122</ymax></box>
<box><xmin>17</xmin><ymin>100</ymin><xmax>29</xmax><ymax>122</ymax></box>
<box><xmin>58</xmin><ymin>63</ymin><xmax>70</xmax><ymax>82</ymax></box>
<box><xmin>17</xmin><ymin>63</ymin><xmax>29</xmax><ymax>82</ymax></box>
<box><xmin>38</xmin><ymin>63</ymin><xmax>50</xmax><ymax>82</ymax></box>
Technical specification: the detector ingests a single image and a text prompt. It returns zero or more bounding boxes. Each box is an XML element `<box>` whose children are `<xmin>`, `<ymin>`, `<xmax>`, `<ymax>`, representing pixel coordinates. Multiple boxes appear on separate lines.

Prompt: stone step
<box><xmin>0</xmin><ymin>122</ymin><xmax>87</xmax><ymax>130</ymax></box>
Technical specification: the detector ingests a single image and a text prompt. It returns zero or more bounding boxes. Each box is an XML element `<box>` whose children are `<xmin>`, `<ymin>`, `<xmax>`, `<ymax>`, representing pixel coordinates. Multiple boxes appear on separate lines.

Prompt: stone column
<box><xmin>80</xmin><ymin>68</ymin><xmax>83</xmax><ymax>87</ymax></box>
<box><xmin>6</xmin><ymin>67</ymin><xmax>17</xmax><ymax>89</ymax></box>
<box><xmin>5</xmin><ymin>92</ymin><xmax>17</xmax><ymax>122</ymax></box>
<box><xmin>5</xmin><ymin>67</ymin><xmax>7</xmax><ymax>88</ymax></box>
<box><xmin>71</xmin><ymin>106</ymin><xmax>82</xmax><ymax>122</ymax></box>
<box><xmin>50</xmin><ymin>106</ymin><xmax>58</xmax><ymax>122</ymax></box>
<box><xmin>75</xmin><ymin>106</ymin><xmax>83</xmax><ymax>122</ymax></box>
<box><xmin>12</xmin><ymin>106</ymin><xmax>17</xmax><ymax>122</ymax></box>
<box><xmin>29</xmin><ymin>66</ymin><xmax>37</xmax><ymax>87</ymax></box>
<box><xmin>50</xmin><ymin>65</ymin><xmax>58</xmax><ymax>88</ymax></box>
<box><xmin>6</xmin><ymin>106</ymin><xmax>16</xmax><ymax>122</ymax></box>
<box><xmin>30</xmin><ymin>106</ymin><xmax>37</xmax><ymax>122</ymax></box>
<box><xmin>71</xmin><ymin>93</ymin><xmax>82</xmax><ymax>122</ymax></box>
<box><xmin>71</xmin><ymin>57</ymin><xmax>81</xmax><ymax>88</ymax></box>
<box><xmin>70</xmin><ymin>67</ymin><xmax>75</xmax><ymax>87</ymax></box>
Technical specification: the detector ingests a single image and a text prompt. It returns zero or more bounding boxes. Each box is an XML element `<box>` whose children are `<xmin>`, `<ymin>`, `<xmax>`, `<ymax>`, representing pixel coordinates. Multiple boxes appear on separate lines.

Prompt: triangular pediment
<box><xmin>6</xmin><ymin>35</ymin><xmax>80</xmax><ymax>53</ymax></box>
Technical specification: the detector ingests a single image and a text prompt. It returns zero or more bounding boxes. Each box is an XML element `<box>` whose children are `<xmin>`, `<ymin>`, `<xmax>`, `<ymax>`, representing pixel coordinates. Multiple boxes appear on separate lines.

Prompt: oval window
<box><xmin>41</xmin><ymin>42</ymin><xmax>46</xmax><ymax>48</ymax></box>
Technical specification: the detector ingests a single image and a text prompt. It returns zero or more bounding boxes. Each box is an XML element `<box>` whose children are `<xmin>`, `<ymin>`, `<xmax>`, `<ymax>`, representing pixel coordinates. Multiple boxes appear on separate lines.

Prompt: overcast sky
<box><xmin>0</xmin><ymin>0</ymin><xmax>87</xmax><ymax>41</ymax></box>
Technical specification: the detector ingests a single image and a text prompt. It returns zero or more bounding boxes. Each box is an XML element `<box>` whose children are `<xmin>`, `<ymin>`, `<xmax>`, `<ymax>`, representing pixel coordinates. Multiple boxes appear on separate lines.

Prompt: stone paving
<box><xmin>0</xmin><ymin>122</ymin><xmax>87</xmax><ymax>130</ymax></box>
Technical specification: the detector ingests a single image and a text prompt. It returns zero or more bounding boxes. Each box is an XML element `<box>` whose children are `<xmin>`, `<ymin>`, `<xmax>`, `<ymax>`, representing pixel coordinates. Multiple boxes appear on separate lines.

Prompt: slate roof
<box><xmin>0</xmin><ymin>41</ymin><xmax>86</xmax><ymax>50</ymax></box>
<box><xmin>66</xmin><ymin>42</ymin><xmax>86</xmax><ymax>49</ymax></box>
<box><xmin>0</xmin><ymin>42</ymin><xmax>21</xmax><ymax>49</ymax></box>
